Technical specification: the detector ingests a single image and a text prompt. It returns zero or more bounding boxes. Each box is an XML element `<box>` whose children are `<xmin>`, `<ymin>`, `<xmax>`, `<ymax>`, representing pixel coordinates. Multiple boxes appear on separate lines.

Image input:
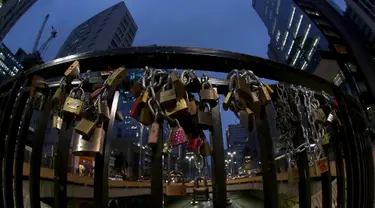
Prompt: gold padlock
<box><xmin>74</xmin><ymin>117</ymin><xmax>99</xmax><ymax>137</ymax></box>
<box><xmin>313</xmin><ymin>108</ymin><xmax>326</xmax><ymax>123</ymax></box>
<box><xmin>259</xmin><ymin>86</ymin><xmax>271</xmax><ymax>104</ymax></box>
<box><xmin>64</xmin><ymin>61</ymin><xmax>80</xmax><ymax>81</ymax></box>
<box><xmin>165</xmin><ymin>97</ymin><xmax>188</xmax><ymax>117</ymax></box>
<box><xmin>72</xmin><ymin>125</ymin><xmax>105</xmax><ymax>157</ymax></box>
<box><xmin>52</xmin><ymin>114</ymin><xmax>63</xmax><ymax>130</ymax></box>
<box><xmin>166</xmin><ymin>171</ymin><xmax>186</xmax><ymax>196</ymax></box>
<box><xmin>223</xmin><ymin>90</ymin><xmax>233</xmax><ymax>111</ymax></box>
<box><xmin>106</xmin><ymin>67</ymin><xmax>128</xmax><ymax>88</ymax></box>
<box><xmin>98</xmin><ymin>97</ymin><xmax>110</xmax><ymax>121</ymax></box>
<box><xmin>170</xmin><ymin>71</ymin><xmax>185</xmax><ymax>99</ymax></box>
<box><xmin>249</xmin><ymin>91</ymin><xmax>261</xmax><ymax>117</ymax></box>
<box><xmin>320</xmin><ymin>133</ymin><xmax>330</xmax><ymax>145</ymax></box>
<box><xmin>139</xmin><ymin>106</ymin><xmax>154</xmax><ymax>126</ymax></box>
<box><xmin>63</xmin><ymin>87</ymin><xmax>85</xmax><ymax>115</ymax></box>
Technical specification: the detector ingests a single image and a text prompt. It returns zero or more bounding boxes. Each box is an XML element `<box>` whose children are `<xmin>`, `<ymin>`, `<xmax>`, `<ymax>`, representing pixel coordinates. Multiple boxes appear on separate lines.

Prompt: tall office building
<box><xmin>253</xmin><ymin>0</ymin><xmax>375</xmax><ymax>108</ymax></box>
<box><xmin>56</xmin><ymin>1</ymin><xmax>138</xmax><ymax>58</ymax></box>
<box><xmin>0</xmin><ymin>0</ymin><xmax>37</xmax><ymax>42</ymax></box>
<box><xmin>0</xmin><ymin>43</ymin><xmax>24</xmax><ymax>82</ymax></box>
<box><xmin>345</xmin><ymin>0</ymin><xmax>375</xmax><ymax>47</ymax></box>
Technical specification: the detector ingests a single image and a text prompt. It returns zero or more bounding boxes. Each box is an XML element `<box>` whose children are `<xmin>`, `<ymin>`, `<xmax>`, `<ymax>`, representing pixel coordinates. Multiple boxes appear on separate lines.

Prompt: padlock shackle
<box><xmin>194</xmin><ymin>176</ymin><xmax>208</xmax><ymax>188</ymax></box>
<box><xmin>227</xmin><ymin>69</ymin><xmax>239</xmax><ymax>79</ymax></box>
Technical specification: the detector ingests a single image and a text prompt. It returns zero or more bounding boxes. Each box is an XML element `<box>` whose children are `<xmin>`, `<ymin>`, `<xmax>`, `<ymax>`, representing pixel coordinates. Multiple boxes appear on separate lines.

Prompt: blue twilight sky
<box><xmin>2</xmin><ymin>0</ymin><xmax>346</xmax><ymax>148</ymax></box>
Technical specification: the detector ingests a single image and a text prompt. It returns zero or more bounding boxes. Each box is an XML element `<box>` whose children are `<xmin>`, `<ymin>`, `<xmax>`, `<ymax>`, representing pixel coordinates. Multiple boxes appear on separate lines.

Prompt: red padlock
<box><xmin>130</xmin><ymin>97</ymin><xmax>141</xmax><ymax>119</ymax></box>
<box><xmin>187</xmin><ymin>138</ymin><xmax>202</xmax><ymax>153</ymax></box>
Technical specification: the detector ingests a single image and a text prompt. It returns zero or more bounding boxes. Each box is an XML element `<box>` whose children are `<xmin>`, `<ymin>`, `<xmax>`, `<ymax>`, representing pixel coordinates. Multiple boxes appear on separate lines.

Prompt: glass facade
<box><xmin>0</xmin><ymin>43</ymin><xmax>23</xmax><ymax>82</ymax></box>
<box><xmin>253</xmin><ymin>0</ymin><xmax>329</xmax><ymax>72</ymax></box>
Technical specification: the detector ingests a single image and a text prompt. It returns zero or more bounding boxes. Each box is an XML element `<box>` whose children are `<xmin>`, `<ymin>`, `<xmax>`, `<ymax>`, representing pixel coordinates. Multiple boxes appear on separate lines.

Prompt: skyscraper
<box><xmin>0</xmin><ymin>43</ymin><xmax>24</xmax><ymax>82</ymax></box>
<box><xmin>0</xmin><ymin>0</ymin><xmax>37</xmax><ymax>43</ymax></box>
<box><xmin>345</xmin><ymin>0</ymin><xmax>375</xmax><ymax>48</ymax></box>
<box><xmin>56</xmin><ymin>1</ymin><xmax>138</xmax><ymax>58</ymax></box>
<box><xmin>253</xmin><ymin>0</ymin><xmax>375</xmax><ymax>108</ymax></box>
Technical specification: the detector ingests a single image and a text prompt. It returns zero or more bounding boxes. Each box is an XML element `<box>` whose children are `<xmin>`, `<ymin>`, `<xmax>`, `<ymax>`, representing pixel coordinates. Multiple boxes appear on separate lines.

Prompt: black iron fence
<box><xmin>0</xmin><ymin>46</ymin><xmax>373</xmax><ymax>208</ymax></box>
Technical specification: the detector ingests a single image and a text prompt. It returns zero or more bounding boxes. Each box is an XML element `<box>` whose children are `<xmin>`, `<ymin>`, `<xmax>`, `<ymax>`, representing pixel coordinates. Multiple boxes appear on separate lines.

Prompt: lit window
<box><xmin>287</xmin><ymin>40</ymin><xmax>295</xmax><ymax>57</ymax></box>
<box><xmin>301</xmin><ymin>24</ymin><xmax>311</xmax><ymax>48</ymax></box>
<box><xmin>345</xmin><ymin>62</ymin><xmax>357</xmax><ymax>72</ymax></box>
<box><xmin>276</xmin><ymin>30</ymin><xmax>281</xmax><ymax>43</ymax></box>
<box><xmin>307</xmin><ymin>37</ymin><xmax>320</xmax><ymax>60</ymax></box>
<box><xmin>294</xmin><ymin>15</ymin><xmax>303</xmax><ymax>38</ymax></box>
<box><xmin>305</xmin><ymin>9</ymin><xmax>320</xmax><ymax>16</ymax></box>
<box><xmin>334</xmin><ymin>44</ymin><xmax>348</xmax><ymax>54</ymax></box>
<box><xmin>0</xmin><ymin>52</ymin><xmax>4</xmax><ymax>60</ymax></box>
<box><xmin>288</xmin><ymin>6</ymin><xmax>296</xmax><ymax>29</ymax></box>
<box><xmin>301</xmin><ymin>61</ymin><xmax>308</xmax><ymax>70</ymax></box>
<box><xmin>333</xmin><ymin>71</ymin><xmax>345</xmax><ymax>86</ymax></box>
<box><xmin>292</xmin><ymin>49</ymin><xmax>301</xmax><ymax>66</ymax></box>
<box><xmin>281</xmin><ymin>31</ymin><xmax>289</xmax><ymax>50</ymax></box>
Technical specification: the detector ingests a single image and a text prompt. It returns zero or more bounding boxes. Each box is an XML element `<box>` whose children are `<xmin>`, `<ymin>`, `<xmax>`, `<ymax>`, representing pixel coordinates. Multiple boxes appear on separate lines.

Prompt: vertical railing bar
<box><xmin>0</xmin><ymin>80</ymin><xmax>21</xmax><ymax>208</ymax></box>
<box><xmin>321</xmin><ymin>144</ymin><xmax>332</xmax><ymax>208</ymax></box>
<box><xmin>210</xmin><ymin>104</ymin><xmax>227</xmax><ymax>207</ymax></box>
<box><xmin>358</xmin><ymin>136</ymin><xmax>368</xmax><ymax>208</ymax></box>
<box><xmin>54</xmin><ymin>120</ymin><xmax>74</xmax><ymax>208</ymax></box>
<box><xmin>331</xmin><ymin>122</ymin><xmax>345</xmax><ymax>208</ymax></box>
<box><xmin>29</xmin><ymin>90</ymin><xmax>53</xmax><ymax>208</ymax></box>
<box><xmin>364</xmin><ymin>132</ymin><xmax>375</xmax><ymax>206</ymax></box>
<box><xmin>150</xmin><ymin>122</ymin><xmax>164</xmax><ymax>208</ymax></box>
<box><xmin>14</xmin><ymin>96</ymin><xmax>34</xmax><ymax>208</ymax></box>
<box><xmin>4</xmin><ymin>78</ymin><xmax>29</xmax><ymax>208</ymax></box>
<box><xmin>94</xmin><ymin>91</ymin><xmax>120</xmax><ymax>208</ymax></box>
<box><xmin>255</xmin><ymin>104</ymin><xmax>279</xmax><ymax>208</ymax></box>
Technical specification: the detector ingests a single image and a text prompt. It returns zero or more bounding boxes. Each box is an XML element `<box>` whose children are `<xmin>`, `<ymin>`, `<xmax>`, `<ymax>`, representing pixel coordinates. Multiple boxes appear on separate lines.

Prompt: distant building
<box><xmin>345</xmin><ymin>0</ymin><xmax>375</xmax><ymax>48</ymax></box>
<box><xmin>0</xmin><ymin>43</ymin><xmax>23</xmax><ymax>82</ymax></box>
<box><xmin>0</xmin><ymin>0</ymin><xmax>37</xmax><ymax>42</ymax></box>
<box><xmin>56</xmin><ymin>2</ymin><xmax>138</xmax><ymax>58</ymax></box>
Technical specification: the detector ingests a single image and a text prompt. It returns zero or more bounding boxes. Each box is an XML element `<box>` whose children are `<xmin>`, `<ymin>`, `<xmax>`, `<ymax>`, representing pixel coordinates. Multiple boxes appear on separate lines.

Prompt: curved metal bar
<box><xmin>4</xmin><ymin>78</ymin><xmax>29</xmax><ymax>208</ymax></box>
<box><xmin>14</xmin><ymin>96</ymin><xmax>34</xmax><ymax>208</ymax></box>
<box><xmin>1</xmin><ymin>46</ymin><xmax>336</xmax><ymax>94</ymax></box>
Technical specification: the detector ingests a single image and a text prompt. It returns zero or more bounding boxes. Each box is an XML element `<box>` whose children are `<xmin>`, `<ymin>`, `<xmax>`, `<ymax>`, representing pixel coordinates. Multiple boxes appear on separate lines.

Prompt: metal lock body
<box><xmin>159</xmin><ymin>83</ymin><xmax>177</xmax><ymax>108</ymax></box>
<box><xmin>74</xmin><ymin>117</ymin><xmax>99</xmax><ymax>137</ymax></box>
<box><xmin>98</xmin><ymin>96</ymin><xmax>110</xmax><ymax>121</ymax></box>
<box><xmin>200</xmin><ymin>139</ymin><xmax>211</xmax><ymax>157</ymax></box>
<box><xmin>148</xmin><ymin>112</ymin><xmax>160</xmax><ymax>145</ymax></box>
<box><xmin>72</xmin><ymin>126</ymin><xmax>105</xmax><ymax>157</ymax></box>
<box><xmin>52</xmin><ymin>87</ymin><xmax>66</xmax><ymax>106</ymax></box>
<box><xmin>235</xmin><ymin>76</ymin><xmax>252</xmax><ymax>100</ymax></box>
<box><xmin>165</xmin><ymin>97</ymin><xmax>188</xmax><ymax>117</ymax></box>
<box><xmin>200</xmin><ymin>82</ymin><xmax>219</xmax><ymax>106</ymax></box>
<box><xmin>63</xmin><ymin>87</ymin><xmax>85</xmax><ymax>115</ymax></box>
<box><xmin>249</xmin><ymin>90</ymin><xmax>261</xmax><ymax>118</ymax></box>
<box><xmin>239</xmin><ymin>108</ymin><xmax>254</xmax><ymax>130</ymax></box>
<box><xmin>162</xmin><ymin>126</ymin><xmax>173</xmax><ymax>155</ymax></box>
<box><xmin>198</xmin><ymin>103</ymin><xmax>213</xmax><ymax>130</ymax></box>
<box><xmin>259</xmin><ymin>86</ymin><xmax>271</xmax><ymax>104</ymax></box>
<box><xmin>64</xmin><ymin>60</ymin><xmax>80</xmax><ymax>81</ymax></box>
<box><xmin>106</xmin><ymin>67</ymin><xmax>128</xmax><ymax>88</ymax></box>
<box><xmin>313</xmin><ymin>108</ymin><xmax>326</xmax><ymax>123</ymax></box>
<box><xmin>52</xmin><ymin>115</ymin><xmax>63</xmax><ymax>130</ymax></box>
<box><xmin>233</xmin><ymin>89</ymin><xmax>248</xmax><ymax>110</ymax></box>
<box><xmin>193</xmin><ymin>177</ymin><xmax>209</xmax><ymax>202</ymax></box>
<box><xmin>166</xmin><ymin>171</ymin><xmax>186</xmax><ymax>196</ymax></box>
<box><xmin>187</xmin><ymin>93</ymin><xmax>197</xmax><ymax>115</ymax></box>
<box><xmin>170</xmin><ymin>120</ymin><xmax>188</xmax><ymax>147</ymax></box>
<box><xmin>138</xmin><ymin>103</ymin><xmax>154</xmax><ymax>126</ymax></box>
<box><xmin>130</xmin><ymin>97</ymin><xmax>141</xmax><ymax>119</ymax></box>
<box><xmin>170</xmin><ymin>71</ymin><xmax>185</xmax><ymax>98</ymax></box>
<box><xmin>320</xmin><ymin>133</ymin><xmax>330</xmax><ymax>145</ymax></box>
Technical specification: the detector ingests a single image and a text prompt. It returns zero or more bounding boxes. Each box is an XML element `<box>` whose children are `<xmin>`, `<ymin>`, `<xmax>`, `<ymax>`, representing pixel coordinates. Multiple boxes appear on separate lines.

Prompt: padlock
<box><xmin>159</xmin><ymin>82</ymin><xmax>177</xmax><ymax>108</ymax></box>
<box><xmin>233</xmin><ymin>89</ymin><xmax>248</xmax><ymax>110</ymax></box>
<box><xmin>235</xmin><ymin>75</ymin><xmax>252</xmax><ymax>100</ymax></box>
<box><xmin>187</xmin><ymin>93</ymin><xmax>197</xmax><ymax>115</ymax></box>
<box><xmin>320</xmin><ymin>133</ymin><xmax>330</xmax><ymax>145</ymax></box>
<box><xmin>98</xmin><ymin>95</ymin><xmax>110</xmax><ymax>121</ymax></box>
<box><xmin>313</xmin><ymin>108</ymin><xmax>326</xmax><ymax>123</ymax></box>
<box><xmin>249</xmin><ymin>91</ymin><xmax>261</xmax><ymax>118</ymax></box>
<box><xmin>200</xmin><ymin>82</ymin><xmax>219</xmax><ymax>106</ymax></box>
<box><xmin>72</xmin><ymin>124</ymin><xmax>105</xmax><ymax>157</ymax></box>
<box><xmin>188</xmin><ymin>70</ymin><xmax>200</xmax><ymax>85</ymax></box>
<box><xmin>74</xmin><ymin>116</ymin><xmax>99</xmax><ymax>137</ymax></box>
<box><xmin>315</xmin><ymin>157</ymin><xmax>329</xmax><ymax>174</ymax></box>
<box><xmin>223</xmin><ymin>90</ymin><xmax>233</xmax><ymax>111</ymax></box>
<box><xmin>193</xmin><ymin>176</ymin><xmax>209</xmax><ymax>202</ymax></box>
<box><xmin>170</xmin><ymin>71</ymin><xmax>185</xmax><ymax>99</ymax></box>
<box><xmin>200</xmin><ymin>139</ymin><xmax>211</xmax><ymax>157</ymax></box>
<box><xmin>106</xmin><ymin>67</ymin><xmax>128</xmax><ymax>88</ymax></box>
<box><xmin>52</xmin><ymin>114</ymin><xmax>63</xmax><ymax>130</ymax></box>
<box><xmin>170</xmin><ymin>120</ymin><xmax>188</xmax><ymax>147</ymax></box>
<box><xmin>187</xmin><ymin>138</ymin><xmax>202</xmax><ymax>153</ymax></box>
<box><xmin>130</xmin><ymin>82</ymin><xmax>143</xmax><ymax>97</ymax></box>
<box><xmin>64</xmin><ymin>60</ymin><xmax>80</xmax><ymax>81</ymax></box>
<box><xmin>138</xmin><ymin>99</ymin><xmax>154</xmax><ymax>126</ymax></box>
<box><xmin>166</xmin><ymin>171</ymin><xmax>186</xmax><ymax>196</ymax></box>
<box><xmin>239</xmin><ymin>108</ymin><xmax>254</xmax><ymax>130</ymax></box>
<box><xmin>148</xmin><ymin>112</ymin><xmax>160</xmax><ymax>145</ymax></box>
<box><xmin>90</xmin><ymin>86</ymin><xmax>105</xmax><ymax>98</ymax></box>
<box><xmin>259</xmin><ymin>86</ymin><xmax>271</xmax><ymax>104</ymax></box>
<box><xmin>130</xmin><ymin>97</ymin><xmax>141</xmax><ymax>119</ymax></box>
<box><xmin>165</xmin><ymin>97</ymin><xmax>189</xmax><ymax>117</ymax></box>
<box><xmin>115</xmin><ymin>111</ymin><xmax>124</xmax><ymax>121</ymax></box>
<box><xmin>63</xmin><ymin>87</ymin><xmax>85</xmax><ymax>115</ymax></box>
<box><xmin>198</xmin><ymin>103</ymin><xmax>213</xmax><ymax>130</ymax></box>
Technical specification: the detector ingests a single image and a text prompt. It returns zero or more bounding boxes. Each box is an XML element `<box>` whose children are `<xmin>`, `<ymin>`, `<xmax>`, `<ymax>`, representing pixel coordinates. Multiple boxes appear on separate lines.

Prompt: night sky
<box><xmin>2</xmin><ymin>0</ymin><xmax>346</xmax><ymax>148</ymax></box>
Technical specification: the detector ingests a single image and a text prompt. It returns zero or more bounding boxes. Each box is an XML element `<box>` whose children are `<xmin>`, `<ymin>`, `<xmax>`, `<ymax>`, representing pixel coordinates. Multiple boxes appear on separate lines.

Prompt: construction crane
<box><xmin>22</xmin><ymin>13</ymin><xmax>58</xmax><ymax>69</ymax></box>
